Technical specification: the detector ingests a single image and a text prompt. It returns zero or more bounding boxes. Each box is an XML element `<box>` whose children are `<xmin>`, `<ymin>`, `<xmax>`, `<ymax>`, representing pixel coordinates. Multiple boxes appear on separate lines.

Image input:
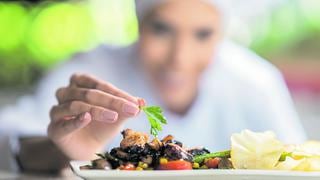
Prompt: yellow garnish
<box><xmin>159</xmin><ymin>157</ymin><xmax>168</xmax><ymax>165</ymax></box>
<box><xmin>231</xmin><ymin>130</ymin><xmax>284</xmax><ymax>169</ymax></box>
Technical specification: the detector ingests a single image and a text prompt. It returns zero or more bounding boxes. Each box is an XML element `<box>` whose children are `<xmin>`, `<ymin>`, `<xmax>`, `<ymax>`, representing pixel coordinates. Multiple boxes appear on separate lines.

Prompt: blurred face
<box><xmin>138</xmin><ymin>0</ymin><xmax>222</xmax><ymax>114</ymax></box>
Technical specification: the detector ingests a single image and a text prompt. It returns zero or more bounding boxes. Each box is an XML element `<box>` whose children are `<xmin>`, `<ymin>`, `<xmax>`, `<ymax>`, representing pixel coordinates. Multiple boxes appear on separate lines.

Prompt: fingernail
<box><xmin>101</xmin><ymin>111</ymin><xmax>118</xmax><ymax>122</ymax></box>
<box><xmin>79</xmin><ymin>112</ymin><xmax>91</xmax><ymax>120</ymax></box>
<box><xmin>123</xmin><ymin>103</ymin><xmax>139</xmax><ymax>116</ymax></box>
<box><xmin>83</xmin><ymin>112</ymin><xmax>91</xmax><ymax>121</ymax></box>
<box><xmin>137</xmin><ymin>98</ymin><xmax>146</xmax><ymax>107</ymax></box>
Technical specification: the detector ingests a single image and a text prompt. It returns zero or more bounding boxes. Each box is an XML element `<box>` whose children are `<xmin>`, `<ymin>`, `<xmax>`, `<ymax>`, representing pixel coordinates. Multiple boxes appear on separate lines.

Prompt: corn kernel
<box><xmin>200</xmin><ymin>165</ymin><xmax>208</xmax><ymax>169</ymax></box>
<box><xmin>159</xmin><ymin>158</ymin><xmax>168</xmax><ymax>165</ymax></box>
<box><xmin>138</xmin><ymin>162</ymin><xmax>144</xmax><ymax>167</ymax></box>
<box><xmin>204</xmin><ymin>158</ymin><xmax>210</xmax><ymax>163</ymax></box>
<box><xmin>192</xmin><ymin>162</ymin><xmax>200</xmax><ymax>169</ymax></box>
<box><xmin>142</xmin><ymin>163</ymin><xmax>148</xmax><ymax>169</ymax></box>
<box><xmin>136</xmin><ymin>167</ymin><xmax>143</xmax><ymax>171</ymax></box>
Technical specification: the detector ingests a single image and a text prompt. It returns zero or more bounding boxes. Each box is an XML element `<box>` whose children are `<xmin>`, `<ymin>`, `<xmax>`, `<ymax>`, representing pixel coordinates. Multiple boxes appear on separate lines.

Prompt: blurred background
<box><xmin>0</xmin><ymin>0</ymin><xmax>319</xmax><ymax>138</ymax></box>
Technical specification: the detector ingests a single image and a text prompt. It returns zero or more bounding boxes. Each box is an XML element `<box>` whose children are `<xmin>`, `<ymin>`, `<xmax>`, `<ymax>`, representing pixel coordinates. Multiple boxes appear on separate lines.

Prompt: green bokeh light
<box><xmin>299</xmin><ymin>0</ymin><xmax>320</xmax><ymax>31</ymax></box>
<box><xmin>250</xmin><ymin>2</ymin><xmax>311</xmax><ymax>57</ymax></box>
<box><xmin>90</xmin><ymin>0</ymin><xmax>138</xmax><ymax>45</ymax></box>
<box><xmin>0</xmin><ymin>2</ymin><xmax>28</xmax><ymax>54</ymax></box>
<box><xmin>0</xmin><ymin>0</ymin><xmax>319</xmax><ymax>88</ymax></box>
<box><xmin>26</xmin><ymin>2</ymin><xmax>96</xmax><ymax>67</ymax></box>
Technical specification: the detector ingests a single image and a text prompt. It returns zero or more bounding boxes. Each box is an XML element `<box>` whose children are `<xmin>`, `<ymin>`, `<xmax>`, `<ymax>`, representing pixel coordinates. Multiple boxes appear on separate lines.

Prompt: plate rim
<box><xmin>70</xmin><ymin>160</ymin><xmax>320</xmax><ymax>178</ymax></box>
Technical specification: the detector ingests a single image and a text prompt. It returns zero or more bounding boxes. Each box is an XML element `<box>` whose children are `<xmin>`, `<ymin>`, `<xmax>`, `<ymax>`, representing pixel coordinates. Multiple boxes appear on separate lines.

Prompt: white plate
<box><xmin>70</xmin><ymin>161</ymin><xmax>320</xmax><ymax>180</ymax></box>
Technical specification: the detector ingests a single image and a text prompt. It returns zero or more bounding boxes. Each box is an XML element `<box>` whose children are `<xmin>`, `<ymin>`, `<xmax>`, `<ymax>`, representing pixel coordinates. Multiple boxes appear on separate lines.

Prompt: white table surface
<box><xmin>0</xmin><ymin>169</ymin><xmax>82</xmax><ymax>180</ymax></box>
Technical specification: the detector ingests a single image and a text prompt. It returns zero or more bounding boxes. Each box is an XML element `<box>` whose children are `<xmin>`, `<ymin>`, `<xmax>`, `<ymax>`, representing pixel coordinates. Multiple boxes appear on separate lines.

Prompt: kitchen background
<box><xmin>0</xmin><ymin>0</ymin><xmax>319</xmax><ymax>139</ymax></box>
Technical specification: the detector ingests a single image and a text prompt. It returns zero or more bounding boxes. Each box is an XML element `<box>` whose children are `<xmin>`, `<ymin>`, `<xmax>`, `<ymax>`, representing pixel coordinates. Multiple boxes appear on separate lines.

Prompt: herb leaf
<box><xmin>141</xmin><ymin>106</ymin><xmax>167</xmax><ymax>137</ymax></box>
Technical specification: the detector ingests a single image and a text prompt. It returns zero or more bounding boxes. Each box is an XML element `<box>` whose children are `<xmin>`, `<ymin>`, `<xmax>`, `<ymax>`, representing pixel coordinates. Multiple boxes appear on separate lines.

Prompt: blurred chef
<box><xmin>0</xmin><ymin>0</ymin><xmax>306</xmax><ymax>172</ymax></box>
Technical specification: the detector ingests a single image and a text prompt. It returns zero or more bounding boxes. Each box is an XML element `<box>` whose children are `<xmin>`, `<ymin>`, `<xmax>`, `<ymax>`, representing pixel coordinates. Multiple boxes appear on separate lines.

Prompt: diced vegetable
<box><xmin>118</xmin><ymin>163</ymin><xmax>135</xmax><ymax>170</ymax></box>
<box><xmin>205</xmin><ymin>158</ymin><xmax>221</xmax><ymax>169</ymax></box>
<box><xmin>192</xmin><ymin>162</ymin><xmax>200</xmax><ymax>169</ymax></box>
<box><xmin>158</xmin><ymin>160</ymin><xmax>192</xmax><ymax>170</ymax></box>
<box><xmin>159</xmin><ymin>157</ymin><xmax>168</xmax><ymax>165</ymax></box>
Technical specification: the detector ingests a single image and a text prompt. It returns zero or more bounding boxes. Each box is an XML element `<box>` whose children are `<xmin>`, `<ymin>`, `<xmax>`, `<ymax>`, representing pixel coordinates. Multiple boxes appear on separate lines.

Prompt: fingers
<box><xmin>56</xmin><ymin>87</ymin><xmax>140</xmax><ymax>117</ymax></box>
<box><xmin>70</xmin><ymin>73</ymin><xmax>139</xmax><ymax>105</ymax></box>
<box><xmin>48</xmin><ymin>112</ymin><xmax>92</xmax><ymax>140</ymax></box>
<box><xmin>50</xmin><ymin>101</ymin><xmax>118</xmax><ymax>123</ymax></box>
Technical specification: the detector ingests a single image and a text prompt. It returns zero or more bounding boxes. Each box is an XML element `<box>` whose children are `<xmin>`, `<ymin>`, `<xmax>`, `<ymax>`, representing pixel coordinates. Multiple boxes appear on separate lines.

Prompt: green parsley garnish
<box><xmin>140</xmin><ymin>106</ymin><xmax>167</xmax><ymax>137</ymax></box>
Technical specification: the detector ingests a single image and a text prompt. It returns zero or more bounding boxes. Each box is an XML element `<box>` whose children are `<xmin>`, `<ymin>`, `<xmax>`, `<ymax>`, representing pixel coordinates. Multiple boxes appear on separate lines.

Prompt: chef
<box><xmin>0</xmin><ymin>0</ymin><xmax>306</xmax><ymax>172</ymax></box>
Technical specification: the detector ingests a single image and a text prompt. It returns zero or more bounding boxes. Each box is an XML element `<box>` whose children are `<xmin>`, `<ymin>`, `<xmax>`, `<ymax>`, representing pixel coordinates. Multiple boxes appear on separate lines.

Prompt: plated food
<box><xmin>80</xmin><ymin>129</ymin><xmax>320</xmax><ymax>172</ymax></box>
<box><xmin>80</xmin><ymin>129</ymin><xmax>320</xmax><ymax>171</ymax></box>
<box><xmin>231</xmin><ymin>130</ymin><xmax>320</xmax><ymax>171</ymax></box>
<box><xmin>79</xmin><ymin>106</ymin><xmax>320</xmax><ymax>172</ymax></box>
<box><xmin>80</xmin><ymin>129</ymin><xmax>232</xmax><ymax>171</ymax></box>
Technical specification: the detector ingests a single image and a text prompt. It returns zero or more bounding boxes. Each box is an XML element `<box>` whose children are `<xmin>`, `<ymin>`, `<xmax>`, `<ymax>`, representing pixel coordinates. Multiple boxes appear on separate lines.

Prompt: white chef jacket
<box><xmin>0</xmin><ymin>40</ymin><xmax>307</xmax><ymax>170</ymax></box>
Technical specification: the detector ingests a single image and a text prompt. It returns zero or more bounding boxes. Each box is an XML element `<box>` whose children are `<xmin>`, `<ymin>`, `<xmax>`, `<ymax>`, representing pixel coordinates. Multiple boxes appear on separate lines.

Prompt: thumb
<box><xmin>48</xmin><ymin>112</ymin><xmax>92</xmax><ymax>140</ymax></box>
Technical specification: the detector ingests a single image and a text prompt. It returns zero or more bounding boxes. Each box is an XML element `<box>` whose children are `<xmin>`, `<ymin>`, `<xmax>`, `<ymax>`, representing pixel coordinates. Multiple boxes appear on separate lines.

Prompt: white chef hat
<box><xmin>134</xmin><ymin>0</ymin><xmax>285</xmax><ymax>32</ymax></box>
<box><xmin>135</xmin><ymin>0</ymin><xmax>231</xmax><ymax>24</ymax></box>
